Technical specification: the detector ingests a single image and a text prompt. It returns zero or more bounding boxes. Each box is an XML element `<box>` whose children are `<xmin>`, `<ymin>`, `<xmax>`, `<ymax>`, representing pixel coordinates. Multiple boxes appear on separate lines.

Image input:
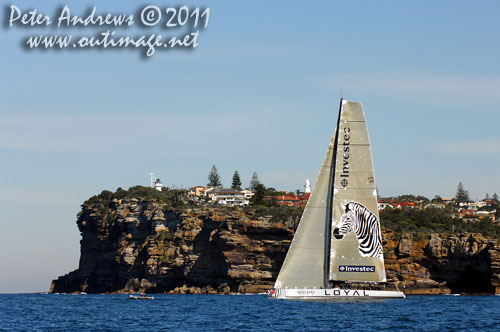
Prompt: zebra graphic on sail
<box><xmin>332</xmin><ymin>201</ymin><xmax>383</xmax><ymax>258</ymax></box>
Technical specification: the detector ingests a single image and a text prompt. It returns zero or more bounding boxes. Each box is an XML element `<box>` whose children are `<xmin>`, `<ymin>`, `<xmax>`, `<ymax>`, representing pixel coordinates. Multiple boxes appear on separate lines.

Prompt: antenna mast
<box><xmin>147</xmin><ymin>171</ymin><xmax>155</xmax><ymax>188</ymax></box>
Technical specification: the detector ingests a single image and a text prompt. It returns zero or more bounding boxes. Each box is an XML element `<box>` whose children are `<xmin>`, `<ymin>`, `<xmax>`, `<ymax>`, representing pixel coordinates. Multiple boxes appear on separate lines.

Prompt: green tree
<box><xmin>265</xmin><ymin>187</ymin><xmax>277</xmax><ymax>195</ymax></box>
<box><xmin>231</xmin><ymin>171</ymin><xmax>242</xmax><ymax>190</ymax></box>
<box><xmin>267</xmin><ymin>194</ymin><xmax>278</xmax><ymax>207</ymax></box>
<box><xmin>113</xmin><ymin>187</ymin><xmax>127</xmax><ymax>200</ymax></box>
<box><xmin>249</xmin><ymin>172</ymin><xmax>261</xmax><ymax>190</ymax></box>
<box><xmin>415</xmin><ymin>195</ymin><xmax>429</xmax><ymax>203</ymax></box>
<box><xmin>431</xmin><ymin>195</ymin><xmax>443</xmax><ymax>203</ymax></box>
<box><xmin>250</xmin><ymin>183</ymin><xmax>266</xmax><ymax>205</ymax></box>
<box><xmin>207</xmin><ymin>165</ymin><xmax>222</xmax><ymax>187</ymax></box>
<box><xmin>455</xmin><ymin>182</ymin><xmax>470</xmax><ymax>203</ymax></box>
<box><xmin>493</xmin><ymin>200</ymin><xmax>500</xmax><ymax>219</ymax></box>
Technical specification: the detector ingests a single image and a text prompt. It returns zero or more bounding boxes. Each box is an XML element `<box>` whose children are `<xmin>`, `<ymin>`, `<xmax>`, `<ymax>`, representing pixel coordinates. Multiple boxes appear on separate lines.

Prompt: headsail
<box><xmin>273</xmin><ymin>120</ymin><xmax>338</xmax><ymax>289</ymax></box>
<box><xmin>329</xmin><ymin>100</ymin><xmax>386</xmax><ymax>282</ymax></box>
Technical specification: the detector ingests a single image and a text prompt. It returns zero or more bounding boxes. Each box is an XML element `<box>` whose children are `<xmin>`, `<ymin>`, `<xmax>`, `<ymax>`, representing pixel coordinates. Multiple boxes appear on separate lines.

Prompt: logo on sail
<box><xmin>340</xmin><ymin>127</ymin><xmax>350</xmax><ymax>187</ymax></box>
<box><xmin>339</xmin><ymin>265</ymin><xmax>375</xmax><ymax>272</ymax></box>
<box><xmin>332</xmin><ymin>201</ymin><xmax>383</xmax><ymax>258</ymax></box>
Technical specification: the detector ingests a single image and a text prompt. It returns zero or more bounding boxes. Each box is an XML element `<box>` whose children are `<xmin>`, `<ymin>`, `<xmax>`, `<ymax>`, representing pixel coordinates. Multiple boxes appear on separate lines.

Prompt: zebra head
<box><xmin>332</xmin><ymin>201</ymin><xmax>383</xmax><ymax>258</ymax></box>
<box><xmin>332</xmin><ymin>202</ymin><xmax>355</xmax><ymax>240</ymax></box>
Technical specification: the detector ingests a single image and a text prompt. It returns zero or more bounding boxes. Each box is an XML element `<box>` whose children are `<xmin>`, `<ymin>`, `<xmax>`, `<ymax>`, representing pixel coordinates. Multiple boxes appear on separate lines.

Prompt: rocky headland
<box><xmin>50</xmin><ymin>196</ymin><xmax>500</xmax><ymax>295</ymax></box>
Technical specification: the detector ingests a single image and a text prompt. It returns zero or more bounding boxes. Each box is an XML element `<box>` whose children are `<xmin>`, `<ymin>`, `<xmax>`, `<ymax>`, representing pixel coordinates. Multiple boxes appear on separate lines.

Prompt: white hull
<box><xmin>268</xmin><ymin>288</ymin><xmax>405</xmax><ymax>300</ymax></box>
<box><xmin>129</xmin><ymin>295</ymin><xmax>154</xmax><ymax>300</ymax></box>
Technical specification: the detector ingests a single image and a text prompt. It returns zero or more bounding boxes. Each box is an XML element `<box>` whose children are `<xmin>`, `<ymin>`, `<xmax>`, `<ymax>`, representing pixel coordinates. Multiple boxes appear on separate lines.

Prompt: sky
<box><xmin>1</xmin><ymin>0</ymin><xmax>500</xmax><ymax>292</ymax></box>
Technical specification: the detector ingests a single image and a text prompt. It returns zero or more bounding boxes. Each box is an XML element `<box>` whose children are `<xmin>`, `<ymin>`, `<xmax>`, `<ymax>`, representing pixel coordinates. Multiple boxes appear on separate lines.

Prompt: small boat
<box><xmin>269</xmin><ymin>99</ymin><xmax>405</xmax><ymax>300</ymax></box>
<box><xmin>130</xmin><ymin>293</ymin><xmax>154</xmax><ymax>300</ymax></box>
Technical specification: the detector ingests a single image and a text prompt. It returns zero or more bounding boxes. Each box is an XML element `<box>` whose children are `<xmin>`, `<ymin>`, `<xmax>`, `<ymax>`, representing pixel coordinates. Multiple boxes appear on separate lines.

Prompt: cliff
<box><xmin>50</xmin><ymin>198</ymin><xmax>500</xmax><ymax>294</ymax></box>
<box><xmin>384</xmin><ymin>232</ymin><xmax>500</xmax><ymax>294</ymax></box>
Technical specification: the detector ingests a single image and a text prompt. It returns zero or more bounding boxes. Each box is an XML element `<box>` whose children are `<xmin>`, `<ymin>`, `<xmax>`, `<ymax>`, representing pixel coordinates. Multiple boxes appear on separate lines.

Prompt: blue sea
<box><xmin>0</xmin><ymin>294</ymin><xmax>499</xmax><ymax>332</ymax></box>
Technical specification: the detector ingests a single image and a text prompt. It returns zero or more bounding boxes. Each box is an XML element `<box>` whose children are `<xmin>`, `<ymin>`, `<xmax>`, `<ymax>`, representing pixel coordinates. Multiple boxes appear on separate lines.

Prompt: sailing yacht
<box><xmin>268</xmin><ymin>99</ymin><xmax>405</xmax><ymax>300</ymax></box>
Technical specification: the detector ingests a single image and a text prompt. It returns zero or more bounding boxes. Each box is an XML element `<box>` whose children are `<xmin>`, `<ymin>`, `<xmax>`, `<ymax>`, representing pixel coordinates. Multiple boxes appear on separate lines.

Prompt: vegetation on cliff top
<box><xmin>83</xmin><ymin>186</ymin><xmax>187</xmax><ymax>210</ymax></box>
<box><xmin>380</xmin><ymin>207</ymin><xmax>499</xmax><ymax>238</ymax></box>
<box><xmin>247</xmin><ymin>205</ymin><xmax>303</xmax><ymax>225</ymax></box>
<box><xmin>82</xmin><ymin>186</ymin><xmax>499</xmax><ymax>238</ymax></box>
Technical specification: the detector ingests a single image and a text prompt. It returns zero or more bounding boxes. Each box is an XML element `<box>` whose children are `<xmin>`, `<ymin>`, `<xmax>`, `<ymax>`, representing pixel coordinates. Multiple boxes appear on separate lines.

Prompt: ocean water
<box><xmin>0</xmin><ymin>294</ymin><xmax>498</xmax><ymax>332</ymax></box>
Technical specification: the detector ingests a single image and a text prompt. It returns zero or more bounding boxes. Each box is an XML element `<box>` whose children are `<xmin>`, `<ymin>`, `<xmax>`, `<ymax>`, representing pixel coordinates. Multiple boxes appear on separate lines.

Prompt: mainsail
<box><xmin>274</xmin><ymin>99</ymin><xmax>385</xmax><ymax>290</ymax></box>
<box><xmin>329</xmin><ymin>100</ymin><xmax>386</xmax><ymax>282</ymax></box>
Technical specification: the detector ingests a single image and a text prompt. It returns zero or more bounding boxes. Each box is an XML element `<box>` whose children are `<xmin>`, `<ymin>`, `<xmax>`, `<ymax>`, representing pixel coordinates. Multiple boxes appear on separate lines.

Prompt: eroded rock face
<box><xmin>50</xmin><ymin>198</ymin><xmax>500</xmax><ymax>294</ymax></box>
<box><xmin>50</xmin><ymin>199</ymin><xmax>294</xmax><ymax>294</ymax></box>
<box><xmin>383</xmin><ymin>231</ymin><xmax>500</xmax><ymax>294</ymax></box>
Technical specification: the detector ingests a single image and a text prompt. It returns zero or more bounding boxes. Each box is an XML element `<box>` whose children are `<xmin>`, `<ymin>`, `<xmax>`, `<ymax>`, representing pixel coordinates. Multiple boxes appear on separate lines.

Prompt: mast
<box><xmin>323</xmin><ymin>98</ymin><xmax>343</xmax><ymax>287</ymax></box>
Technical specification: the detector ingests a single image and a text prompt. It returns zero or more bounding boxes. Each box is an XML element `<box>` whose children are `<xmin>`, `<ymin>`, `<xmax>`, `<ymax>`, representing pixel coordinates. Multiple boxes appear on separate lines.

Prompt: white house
<box><xmin>240</xmin><ymin>189</ymin><xmax>255</xmax><ymax>200</ymax></box>
<box><xmin>209</xmin><ymin>188</ymin><xmax>251</xmax><ymax>206</ymax></box>
<box><xmin>378</xmin><ymin>202</ymin><xmax>393</xmax><ymax>211</ymax></box>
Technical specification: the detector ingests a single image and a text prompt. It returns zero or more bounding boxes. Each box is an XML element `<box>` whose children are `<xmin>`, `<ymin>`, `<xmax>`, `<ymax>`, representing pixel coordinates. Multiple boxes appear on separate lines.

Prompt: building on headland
<box><xmin>377</xmin><ymin>201</ymin><xmax>393</xmax><ymax>211</ymax></box>
<box><xmin>459</xmin><ymin>209</ymin><xmax>475</xmax><ymax>218</ymax></box>
<box><xmin>203</xmin><ymin>187</ymin><xmax>218</xmax><ymax>198</ymax></box>
<box><xmin>393</xmin><ymin>202</ymin><xmax>416</xmax><ymax>209</ymax></box>
<box><xmin>208</xmin><ymin>188</ymin><xmax>254</xmax><ymax>206</ymax></box>
<box><xmin>454</xmin><ymin>199</ymin><xmax>496</xmax><ymax>221</ymax></box>
<box><xmin>441</xmin><ymin>198</ymin><xmax>454</xmax><ymax>204</ymax></box>
<box><xmin>376</xmin><ymin>195</ymin><xmax>497</xmax><ymax>222</ymax></box>
<box><xmin>264</xmin><ymin>192</ymin><xmax>310</xmax><ymax>207</ymax></box>
<box><xmin>260</xmin><ymin>179</ymin><xmax>312</xmax><ymax>207</ymax></box>
<box><xmin>155</xmin><ymin>178</ymin><xmax>163</xmax><ymax>191</ymax></box>
<box><xmin>424</xmin><ymin>202</ymin><xmax>447</xmax><ymax>209</ymax></box>
<box><xmin>240</xmin><ymin>189</ymin><xmax>255</xmax><ymax>200</ymax></box>
<box><xmin>187</xmin><ymin>186</ymin><xmax>209</xmax><ymax>198</ymax></box>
